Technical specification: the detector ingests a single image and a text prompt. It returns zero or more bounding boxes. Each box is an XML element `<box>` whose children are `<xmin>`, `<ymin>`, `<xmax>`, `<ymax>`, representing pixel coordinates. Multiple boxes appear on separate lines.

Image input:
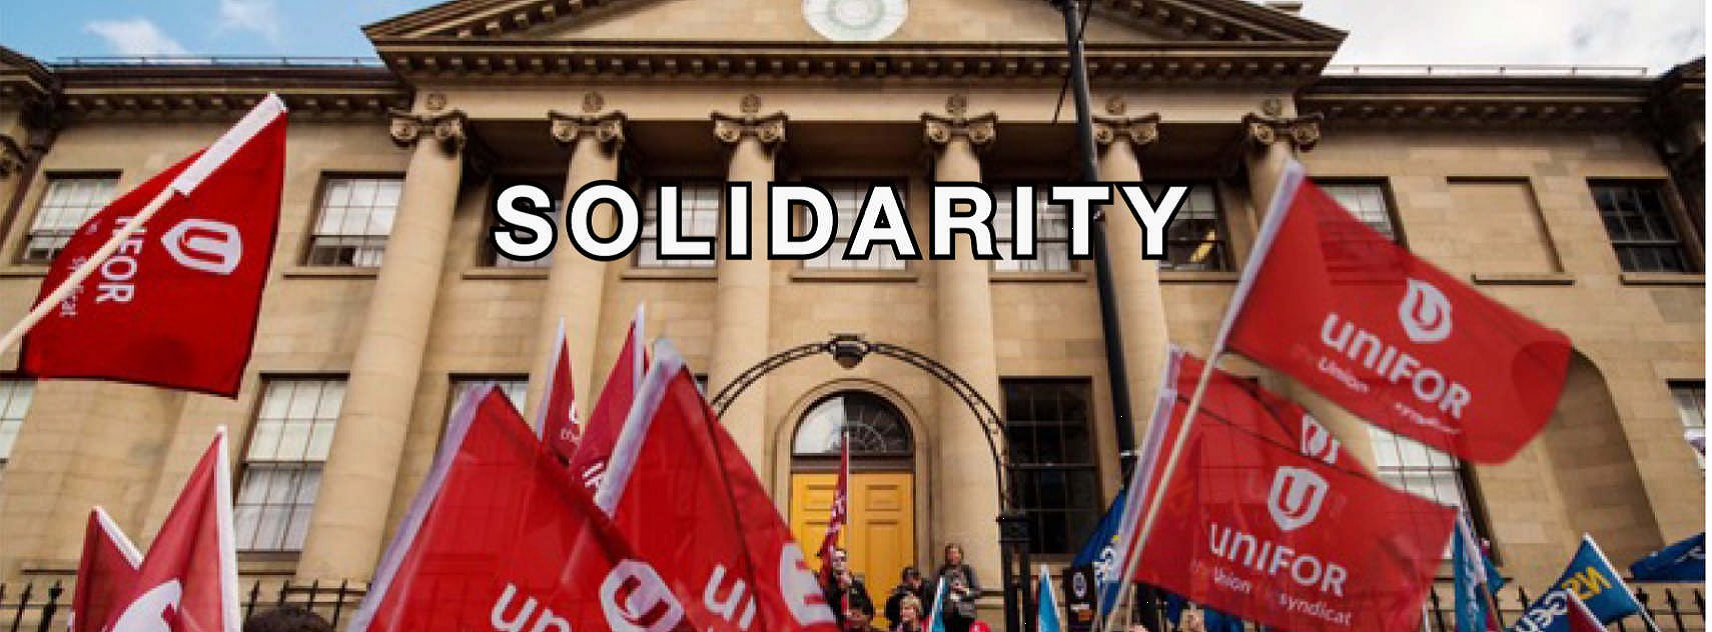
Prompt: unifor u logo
<box><xmin>110</xmin><ymin>580</ymin><xmax>184</xmax><ymax>632</ymax></box>
<box><xmin>1398</xmin><ymin>278</ymin><xmax>1453</xmax><ymax>343</ymax></box>
<box><xmin>1266</xmin><ymin>466</ymin><xmax>1329</xmax><ymax>532</ymax></box>
<box><xmin>1298</xmin><ymin>415</ymin><xmax>1339</xmax><ymax>466</ymax></box>
<box><xmin>162</xmin><ymin>219</ymin><xmax>243</xmax><ymax>275</ymax></box>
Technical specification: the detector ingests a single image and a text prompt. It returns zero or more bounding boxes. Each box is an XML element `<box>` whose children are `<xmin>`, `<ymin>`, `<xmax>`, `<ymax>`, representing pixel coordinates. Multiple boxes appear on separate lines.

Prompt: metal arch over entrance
<box><xmin>709</xmin><ymin>333</ymin><xmax>1035</xmax><ymax>632</ymax></box>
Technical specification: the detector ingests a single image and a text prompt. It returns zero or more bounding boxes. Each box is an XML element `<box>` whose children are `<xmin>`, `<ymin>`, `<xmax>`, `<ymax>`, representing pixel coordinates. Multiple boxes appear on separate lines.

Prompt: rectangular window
<box><xmin>236</xmin><ymin>379</ymin><xmax>344</xmax><ymax>552</ymax></box>
<box><xmin>450</xmin><ymin>378</ymin><xmax>529</xmax><ymax>415</ymax></box>
<box><xmin>1670</xmin><ymin>378</ymin><xmax>1698</xmax><ymax>469</ymax></box>
<box><xmin>1319</xmin><ymin>182</ymin><xmax>1399</xmax><ymax>241</ymax></box>
<box><xmin>1590</xmin><ymin>181</ymin><xmax>1696</xmax><ymax>273</ymax></box>
<box><xmin>306</xmin><ymin>177</ymin><xmax>402</xmax><ymax>267</ymax></box>
<box><xmin>491</xmin><ymin>178</ymin><xmax>558</xmax><ymax>269</ymax></box>
<box><xmin>805</xmin><ymin>181</ymin><xmax>907</xmax><ymax>271</ymax></box>
<box><xmin>1368</xmin><ymin>426</ymin><xmax>1477</xmax><ymax>557</ymax></box>
<box><xmin>993</xmin><ymin>187</ymin><xmax>1071</xmax><ymax>272</ymax></box>
<box><xmin>0</xmin><ymin>380</ymin><xmax>34</xmax><ymax>482</ymax></box>
<box><xmin>1153</xmin><ymin>183</ymin><xmax>1229</xmax><ymax>271</ymax></box>
<box><xmin>1002</xmin><ymin>379</ymin><xmax>1102</xmax><ymax>555</ymax></box>
<box><xmin>22</xmin><ymin>175</ymin><xmax>119</xmax><ymax>264</ymax></box>
<box><xmin>638</xmin><ymin>182</ymin><xmax>720</xmax><ymax>269</ymax></box>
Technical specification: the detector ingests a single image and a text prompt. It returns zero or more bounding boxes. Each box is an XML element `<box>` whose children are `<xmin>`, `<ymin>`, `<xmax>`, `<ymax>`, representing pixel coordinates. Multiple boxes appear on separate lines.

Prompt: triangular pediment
<box><xmin>365</xmin><ymin>0</ymin><xmax>1345</xmax><ymax>46</ymax></box>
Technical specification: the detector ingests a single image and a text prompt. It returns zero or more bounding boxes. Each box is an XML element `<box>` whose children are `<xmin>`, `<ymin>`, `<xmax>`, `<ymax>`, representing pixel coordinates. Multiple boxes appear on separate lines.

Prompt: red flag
<box><xmin>72</xmin><ymin>507</ymin><xmax>143</xmax><ymax>632</ymax></box>
<box><xmin>1216</xmin><ymin>160</ymin><xmax>1571</xmax><ymax>463</ymax></box>
<box><xmin>103</xmin><ymin>428</ymin><xmax>241</xmax><ymax>632</ymax></box>
<box><xmin>21</xmin><ymin>95</ymin><xmax>288</xmax><ymax>398</ymax></box>
<box><xmin>816</xmin><ymin>431</ymin><xmax>850</xmax><ymax>584</ymax></box>
<box><xmin>351</xmin><ymin>387</ymin><xmax>710</xmax><ymax>632</ymax></box>
<box><xmin>1565</xmin><ymin>590</ymin><xmax>1606</xmax><ymax>632</ymax></box>
<box><xmin>534</xmin><ymin>317</ymin><xmax>581</xmax><ymax>462</ymax></box>
<box><xmin>1168</xmin><ymin>347</ymin><xmax>1361</xmax><ymax>468</ymax></box>
<box><xmin>1132</xmin><ymin>386</ymin><xmax>1455</xmax><ymax>632</ymax></box>
<box><xmin>597</xmin><ymin>340</ymin><xmax>839</xmax><ymax>632</ymax></box>
<box><xmin>567</xmin><ymin>304</ymin><xmax>646</xmax><ymax>492</ymax></box>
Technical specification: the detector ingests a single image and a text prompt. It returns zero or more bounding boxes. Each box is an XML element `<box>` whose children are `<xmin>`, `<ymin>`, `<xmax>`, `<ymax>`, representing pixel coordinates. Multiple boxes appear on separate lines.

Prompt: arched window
<box><xmin>792</xmin><ymin>391</ymin><xmax>912</xmax><ymax>457</ymax></box>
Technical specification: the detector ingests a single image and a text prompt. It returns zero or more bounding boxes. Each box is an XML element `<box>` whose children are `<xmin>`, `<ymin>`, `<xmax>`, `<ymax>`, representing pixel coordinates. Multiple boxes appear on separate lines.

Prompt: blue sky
<box><xmin>1</xmin><ymin>0</ymin><xmax>1703</xmax><ymax>73</ymax></box>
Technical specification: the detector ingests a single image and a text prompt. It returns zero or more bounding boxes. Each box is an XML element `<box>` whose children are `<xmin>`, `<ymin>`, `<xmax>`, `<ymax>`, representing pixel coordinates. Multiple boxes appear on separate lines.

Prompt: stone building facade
<box><xmin>0</xmin><ymin>0</ymin><xmax>1702</xmax><ymax>621</ymax></box>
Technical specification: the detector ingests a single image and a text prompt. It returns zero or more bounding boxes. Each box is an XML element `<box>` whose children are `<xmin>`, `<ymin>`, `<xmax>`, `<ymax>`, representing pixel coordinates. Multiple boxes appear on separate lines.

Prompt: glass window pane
<box><xmin>24</xmin><ymin>176</ymin><xmax>120</xmax><ymax>263</ymax></box>
<box><xmin>308</xmin><ymin>177</ymin><xmax>402</xmax><ymax>267</ymax></box>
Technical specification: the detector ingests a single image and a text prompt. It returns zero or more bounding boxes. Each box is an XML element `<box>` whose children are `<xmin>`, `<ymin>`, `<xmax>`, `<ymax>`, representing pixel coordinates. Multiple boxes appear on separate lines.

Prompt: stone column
<box><xmin>297</xmin><ymin>109</ymin><xmax>468</xmax><ymax>580</ymax></box>
<box><xmin>1092</xmin><ymin>99</ymin><xmax>1171</xmax><ymax>439</ymax></box>
<box><xmin>1239</xmin><ymin>111</ymin><xmax>1378</xmax><ymax>471</ymax></box>
<box><xmin>524</xmin><ymin>95</ymin><xmax>626</xmax><ymax>423</ymax></box>
<box><xmin>922</xmin><ymin>95</ymin><xmax>1005</xmax><ymax>591</ymax></box>
<box><xmin>706</xmin><ymin>95</ymin><xmax>786</xmax><ymax>471</ymax></box>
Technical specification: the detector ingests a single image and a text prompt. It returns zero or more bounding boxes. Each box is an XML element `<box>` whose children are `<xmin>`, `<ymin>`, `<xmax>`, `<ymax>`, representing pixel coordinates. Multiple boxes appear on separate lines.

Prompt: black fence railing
<box><xmin>0</xmin><ymin>578</ymin><xmax>366</xmax><ymax>632</ymax></box>
<box><xmin>0</xmin><ymin>576</ymin><xmax>1702</xmax><ymax>631</ymax></box>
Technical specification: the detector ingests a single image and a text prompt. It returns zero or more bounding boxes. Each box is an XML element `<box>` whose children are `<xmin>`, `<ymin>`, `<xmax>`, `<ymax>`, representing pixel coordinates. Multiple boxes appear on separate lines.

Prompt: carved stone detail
<box><xmin>1105</xmin><ymin>95</ymin><xmax>1128</xmax><ymax>116</ymax></box>
<box><xmin>424</xmin><ymin>92</ymin><xmax>448</xmax><ymax>112</ymax></box>
<box><xmin>1093</xmin><ymin>112</ymin><xmax>1161</xmax><ymax>148</ymax></box>
<box><xmin>1242</xmin><ymin>112</ymin><xmax>1322</xmax><ymax>152</ymax></box>
<box><xmin>389</xmin><ymin>110</ymin><xmax>469</xmax><ymax>155</ymax></box>
<box><xmin>711</xmin><ymin>111</ymin><xmax>788</xmax><ymax>148</ymax></box>
<box><xmin>0</xmin><ymin>135</ymin><xmax>28</xmax><ymax>178</ymax></box>
<box><xmin>549</xmin><ymin>109</ymin><xmax>627</xmax><ymax>151</ymax></box>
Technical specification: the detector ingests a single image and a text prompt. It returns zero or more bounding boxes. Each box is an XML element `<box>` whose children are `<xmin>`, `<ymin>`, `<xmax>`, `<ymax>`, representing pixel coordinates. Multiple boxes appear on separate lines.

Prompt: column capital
<box><xmin>549</xmin><ymin>109</ymin><xmax>627</xmax><ymax>151</ymax></box>
<box><xmin>0</xmin><ymin>135</ymin><xmax>27</xmax><ymax>178</ymax></box>
<box><xmin>389</xmin><ymin>109</ymin><xmax>468</xmax><ymax>155</ymax></box>
<box><xmin>1241</xmin><ymin>112</ymin><xmax>1323</xmax><ymax>153</ymax></box>
<box><xmin>712</xmin><ymin>93</ymin><xmax>787</xmax><ymax>147</ymax></box>
<box><xmin>1093</xmin><ymin>113</ymin><xmax>1161</xmax><ymax>149</ymax></box>
<box><xmin>922</xmin><ymin>94</ymin><xmax>997</xmax><ymax>150</ymax></box>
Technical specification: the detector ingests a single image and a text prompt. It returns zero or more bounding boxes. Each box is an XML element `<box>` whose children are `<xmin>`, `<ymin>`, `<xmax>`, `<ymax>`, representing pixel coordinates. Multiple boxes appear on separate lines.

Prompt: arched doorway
<box><xmin>788</xmin><ymin>390</ymin><xmax>916</xmax><ymax>595</ymax></box>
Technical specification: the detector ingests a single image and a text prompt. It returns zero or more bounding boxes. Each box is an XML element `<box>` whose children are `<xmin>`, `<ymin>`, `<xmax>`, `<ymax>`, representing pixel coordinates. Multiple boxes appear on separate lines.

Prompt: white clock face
<box><xmin>803</xmin><ymin>0</ymin><xmax>908</xmax><ymax>42</ymax></box>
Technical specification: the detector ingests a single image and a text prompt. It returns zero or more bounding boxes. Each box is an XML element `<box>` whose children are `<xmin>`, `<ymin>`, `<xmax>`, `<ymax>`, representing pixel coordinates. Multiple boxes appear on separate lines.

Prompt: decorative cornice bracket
<box><xmin>389</xmin><ymin>109</ymin><xmax>469</xmax><ymax>155</ymax></box>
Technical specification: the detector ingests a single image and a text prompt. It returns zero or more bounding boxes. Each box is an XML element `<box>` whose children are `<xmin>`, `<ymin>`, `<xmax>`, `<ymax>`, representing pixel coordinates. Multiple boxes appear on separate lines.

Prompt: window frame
<box><xmin>1669</xmin><ymin>380</ymin><xmax>1706</xmax><ymax>469</ymax></box>
<box><xmin>1587</xmin><ymin>179</ymin><xmax>1703</xmax><ymax>274</ymax></box>
<box><xmin>19</xmin><ymin>172</ymin><xmax>121</xmax><ymax>265</ymax></box>
<box><xmin>990</xmin><ymin>184</ymin><xmax>1075</xmax><ymax>273</ymax></box>
<box><xmin>0</xmin><ymin>377</ymin><xmax>35</xmax><ymax>478</ymax></box>
<box><xmin>798</xmin><ymin>178</ymin><xmax>911</xmax><ymax>272</ymax></box>
<box><xmin>635</xmin><ymin>179</ymin><xmax>723</xmax><ymax>270</ymax></box>
<box><xmin>1314</xmin><ymin>179</ymin><xmax>1408</xmax><ymax>246</ymax></box>
<box><xmin>302</xmin><ymin>174</ymin><xmax>405</xmax><ymax>268</ymax></box>
<box><xmin>1149</xmin><ymin>181</ymin><xmax>1233</xmax><ymax>272</ymax></box>
<box><xmin>234</xmin><ymin>376</ymin><xmax>348</xmax><ymax>554</ymax></box>
<box><xmin>1366</xmin><ymin>425</ymin><xmax>1495</xmax><ymax>561</ymax></box>
<box><xmin>1000</xmin><ymin>377</ymin><xmax>1103</xmax><ymax>557</ymax></box>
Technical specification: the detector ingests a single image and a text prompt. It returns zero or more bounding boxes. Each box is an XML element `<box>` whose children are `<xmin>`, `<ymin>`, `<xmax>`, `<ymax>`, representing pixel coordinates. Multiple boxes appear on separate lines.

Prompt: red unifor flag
<box><xmin>816</xmin><ymin>430</ymin><xmax>850</xmax><ymax>585</ymax></box>
<box><xmin>72</xmin><ymin>507</ymin><xmax>143</xmax><ymax>632</ymax></box>
<box><xmin>534</xmin><ymin>317</ymin><xmax>581</xmax><ymax>462</ymax></box>
<box><xmin>1131</xmin><ymin>381</ymin><xmax>1456</xmax><ymax>632</ymax></box>
<box><xmin>1167</xmin><ymin>346</ymin><xmax>1361</xmax><ymax>468</ymax></box>
<box><xmin>1214</xmin><ymin>160</ymin><xmax>1571</xmax><ymax>463</ymax></box>
<box><xmin>595</xmin><ymin>339</ymin><xmax>839</xmax><ymax>632</ymax></box>
<box><xmin>350</xmin><ymin>385</ymin><xmax>711</xmax><ymax>632</ymax></box>
<box><xmin>567</xmin><ymin>304</ymin><xmax>646</xmax><ymax>492</ymax></box>
<box><xmin>103</xmin><ymin>428</ymin><xmax>241</xmax><ymax>632</ymax></box>
<box><xmin>21</xmin><ymin>95</ymin><xmax>288</xmax><ymax>398</ymax></box>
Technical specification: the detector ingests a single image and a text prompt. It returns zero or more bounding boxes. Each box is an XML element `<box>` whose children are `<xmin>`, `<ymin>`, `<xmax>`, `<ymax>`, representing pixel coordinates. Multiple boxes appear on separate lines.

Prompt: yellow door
<box><xmin>790</xmin><ymin>472</ymin><xmax>915</xmax><ymax>591</ymax></box>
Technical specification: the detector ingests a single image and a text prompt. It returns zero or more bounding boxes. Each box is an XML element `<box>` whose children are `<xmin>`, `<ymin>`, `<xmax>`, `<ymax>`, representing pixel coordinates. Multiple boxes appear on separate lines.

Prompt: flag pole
<box><xmin>0</xmin><ymin>185</ymin><xmax>179</xmax><ymax>356</ymax></box>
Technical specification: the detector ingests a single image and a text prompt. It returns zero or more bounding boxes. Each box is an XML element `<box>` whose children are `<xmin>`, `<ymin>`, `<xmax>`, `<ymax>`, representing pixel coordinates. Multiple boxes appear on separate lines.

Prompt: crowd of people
<box><xmin>823</xmin><ymin>543</ymin><xmax>987</xmax><ymax>632</ymax></box>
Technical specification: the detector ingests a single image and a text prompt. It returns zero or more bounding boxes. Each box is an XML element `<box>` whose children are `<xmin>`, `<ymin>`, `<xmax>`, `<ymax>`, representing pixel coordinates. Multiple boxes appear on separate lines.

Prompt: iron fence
<box><xmin>0</xmin><ymin>578</ymin><xmax>366</xmax><ymax>632</ymax></box>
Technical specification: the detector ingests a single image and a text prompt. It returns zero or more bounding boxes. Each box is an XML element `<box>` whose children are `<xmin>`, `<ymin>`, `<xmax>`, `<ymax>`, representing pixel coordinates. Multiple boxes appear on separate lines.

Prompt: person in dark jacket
<box><xmin>823</xmin><ymin>548</ymin><xmax>876</xmax><ymax>631</ymax></box>
<box><xmin>932</xmin><ymin>544</ymin><xmax>981</xmax><ymax>632</ymax></box>
<box><xmin>884</xmin><ymin>566</ymin><xmax>930</xmax><ymax>630</ymax></box>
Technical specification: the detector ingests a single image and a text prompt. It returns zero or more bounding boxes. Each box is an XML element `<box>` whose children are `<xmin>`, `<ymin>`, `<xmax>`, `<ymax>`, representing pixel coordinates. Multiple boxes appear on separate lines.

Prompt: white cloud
<box><xmin>84</xmin><ymin>18</ymin><xmax>189</xmax><ymax>57</ymax></box>
<box><xmin>217</xmin><ymin>0</ymin><xmax>283</xmax><ymax>43</ymax></box>
<box><xmin>1294</xmin><ymin>0</ymin><xmax>1704</xmax><ymax>74</ymax></box>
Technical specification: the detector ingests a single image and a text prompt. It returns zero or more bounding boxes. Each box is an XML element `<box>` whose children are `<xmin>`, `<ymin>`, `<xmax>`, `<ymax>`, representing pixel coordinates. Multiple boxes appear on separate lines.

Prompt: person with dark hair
<box><xmin>243</xmin><ymin>605</ymin><xmax>333</xmax><ymax>632</ymax></box>
<box><xmin>932</xmin><ymin>544</ymin><xmax>981</xmax><ymax>632</ymax></box>
<box><xmin>822</xmin><ymin>547</ymin><xmax>876</xmax><ymax>631</ymax></box>
<box><xmin>884</xmin><ymin>566</ymin><xmax>929</xmax><ymax>630</ymax></box>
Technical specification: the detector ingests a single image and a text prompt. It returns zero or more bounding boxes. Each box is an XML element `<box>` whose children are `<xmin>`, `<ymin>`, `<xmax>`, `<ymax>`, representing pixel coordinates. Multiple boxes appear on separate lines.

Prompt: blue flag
<box><xmin>1453</xmin><ymin>514</ymin><xmax>1504</xmax><ymax>632</ymax></box>
<box><xmin>926</xmin><ymin>577</ymin><xmax>948</xmax><ymax>632</ymax></box>
<box><xmin>1515</xmin><ymin>534</ymin><xmax>1645</xmax><ymax>627</ymax></box>
<box><xmin>1072</xmin><ymin>488</ymin><xmax>1128</xmax><ymax>616</ymax></box>
<box><xmin>1630</xmin><ymin>532</ymin><xmax>1705</xmax><ymax>581</ymax></box>
<box><xmin>1510</xmin><ymin>589</ymin><xmax>1607</xmax><ymax>632</ymax></box>
<box><xmin>1037</xmin><ymin>567</ymin><xmax>1062</xmax><ymax>632</ymax></box>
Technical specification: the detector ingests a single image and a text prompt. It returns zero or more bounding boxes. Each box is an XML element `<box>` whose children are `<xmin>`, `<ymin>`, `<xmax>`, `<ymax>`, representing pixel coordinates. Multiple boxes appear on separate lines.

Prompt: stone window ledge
<box><xmin>990</xmin><ymin>270</ymin><xmax>1087</xmax><ymax>283</ymax></box>
<box><xmin>622</xmin><ymin>267</ymin><xmax>717</xmax><ymax>281</ymax></box>
<box><xmin>1471</xmin><ymin>273</ymin><xmax>1576</xmax><ymax>286</ymax></box>
<box><xmin>1160</xmin><ymin>270</ymin><xmax>1240</xmax><ymax>283</ymax></box>
<box><xmin>0</xmin><ymin>265</ymin><xmax>48</xmax><ymax>279</ymax></box>
<box><xmin>791</xmin><ymin>268</ymin><xmax>919</xmax><ymax>283</ymax></box>
<box><xmin>1620</xmin><ymin>272</ymin><xmax>1705</xmax><ymax>286</ymax></box>
<box><xmin>464</xmin><ymin>267</ymin><xmax>548</xmax><ymax>280</ymax></box>
<box><xmin>282</xmin><ymin>266</ymin><xmax>379</xmax><ymax>279</ymax></box>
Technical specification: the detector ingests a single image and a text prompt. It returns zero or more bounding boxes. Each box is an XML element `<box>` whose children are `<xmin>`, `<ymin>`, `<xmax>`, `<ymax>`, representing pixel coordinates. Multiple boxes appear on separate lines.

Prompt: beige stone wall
<box><xmin>0</xmin><ymin>100</ymin><xmax>1700</xmax><ymax>614</ymax></box>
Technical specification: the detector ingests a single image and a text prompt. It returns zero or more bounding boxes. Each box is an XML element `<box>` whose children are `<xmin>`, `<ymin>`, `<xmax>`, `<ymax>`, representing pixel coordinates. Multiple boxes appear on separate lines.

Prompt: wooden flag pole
<box><xmin>0</xmin><ymin>185</ymin><xmax>179</xmax><ymax>356</ymax></box>
<box><xmin>1097</xmin><ymin>350</ymin><xmax>1222</xmax><ymax>632</ymax></box>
